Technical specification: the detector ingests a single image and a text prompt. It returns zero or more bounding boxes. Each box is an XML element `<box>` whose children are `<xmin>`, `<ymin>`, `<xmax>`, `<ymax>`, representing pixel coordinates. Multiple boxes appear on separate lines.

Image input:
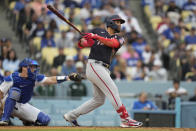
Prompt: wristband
<box><xmin>56</xmin><ymin>76</ymin><xmax>68</xmax><ymax>83</ymax></box>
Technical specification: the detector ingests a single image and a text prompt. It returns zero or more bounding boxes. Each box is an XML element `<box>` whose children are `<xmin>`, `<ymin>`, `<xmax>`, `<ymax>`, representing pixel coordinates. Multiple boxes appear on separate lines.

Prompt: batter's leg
<box><xmin>88</xmin><ymin>62</ymin><xmax>122</xmax><ymax>110</ymax></box>
<box><xmin>88</xmin><ymin>63</ymin><xmax>143</xmax><ymax>127</ymax></box>
<box><xmin>64</xmin><ymin>83</ymin><xmax>105</xmax><ymax>121</ymax></box>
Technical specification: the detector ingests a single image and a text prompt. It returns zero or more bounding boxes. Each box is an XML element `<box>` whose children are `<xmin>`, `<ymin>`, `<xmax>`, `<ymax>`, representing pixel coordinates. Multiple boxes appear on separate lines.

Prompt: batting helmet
<box><xmin>105</xmin><ymin>15</ymin><xmax>125</xmax><ymax>33</ymax></box>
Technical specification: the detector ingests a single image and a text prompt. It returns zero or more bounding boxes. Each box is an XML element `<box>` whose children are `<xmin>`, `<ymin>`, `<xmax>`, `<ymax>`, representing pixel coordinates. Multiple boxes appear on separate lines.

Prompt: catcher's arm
<box><xmin>42</xmin><ymin>73</ymin><xmax>84</xmax><ymax>85</ymax></box>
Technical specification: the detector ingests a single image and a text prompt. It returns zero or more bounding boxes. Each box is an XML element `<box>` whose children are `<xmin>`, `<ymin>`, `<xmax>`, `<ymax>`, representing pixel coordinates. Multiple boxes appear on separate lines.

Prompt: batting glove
<box><xmin>83</xmin><ymin>33</ymin><xmax>99</xmax><ymax>40</ymax></box>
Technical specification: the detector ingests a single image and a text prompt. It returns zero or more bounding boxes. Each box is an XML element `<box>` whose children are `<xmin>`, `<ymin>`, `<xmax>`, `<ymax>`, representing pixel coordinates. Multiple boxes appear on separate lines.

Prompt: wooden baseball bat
<box><xmin>47</xmin><ymin>5</ymin><xmax>83</xmax><ymax>35</ymax></box>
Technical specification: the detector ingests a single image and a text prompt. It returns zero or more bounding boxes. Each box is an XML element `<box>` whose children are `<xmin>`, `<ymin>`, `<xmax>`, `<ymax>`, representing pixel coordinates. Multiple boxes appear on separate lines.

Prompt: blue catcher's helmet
<box><xmin>105</xmin><ymin>15</ymin><xmax>125</xmax><ymax>33</ymax></box>
<box><xmin>19</xmin><ymin>58</ymin><xmax>40</xmax><ymax>80</ymax></box>
<box><xmin>28</xmin><ymin>60</ymin><xmax>40</xmax><ymax>80</ymax></box>
<box><xmin>19</xmin><ymin>58</ymin><xmax>32</xmax><ymax>68</ymax></box>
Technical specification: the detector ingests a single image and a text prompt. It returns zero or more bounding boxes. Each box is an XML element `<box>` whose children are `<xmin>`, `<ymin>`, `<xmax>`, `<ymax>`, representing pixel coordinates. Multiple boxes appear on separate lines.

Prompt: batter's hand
<box><xmin>83</xmin><ymin>33</ymin><xmax>99</xmax><ymax>39</ymax></box>
<box><xmin>68</xmin><ymin>73</ymin><xmax>84</xmax><ymax>82</ymax></box>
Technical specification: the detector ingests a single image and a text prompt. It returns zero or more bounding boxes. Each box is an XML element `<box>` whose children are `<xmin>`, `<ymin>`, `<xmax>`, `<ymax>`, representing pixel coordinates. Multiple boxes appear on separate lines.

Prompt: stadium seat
<box><xmin>185</xmin><ymin>23</ymin><xmax>192</xmax><ymax>30</ymax></box>
<box><xmin>81</xmin><ymin>48</ymin><xmax>90</xmax><ymax>56</ymax></box>
<box><xmin>41</xmin><ymin>47</ymin><xmax>58</xmax><ymax>65</ymax></box>
<box><xmin>163</xmin><ymin>5</ymin><xmax>168</xmax><ymax>12</ymax></box>
<box><xmin>150</xmin><ymin>16</ymin><xmax>162</xmax><ymax>30</ymax></box>
<box><xmin>64</xmin><ymin>48</ymin><xmax>77</xmax><ymax>56</ymax></box>
<box><xmin>162</xmin><ymin>39</ymin><xmax>170</xmax><ymax>48</ymax></box>
<box><xmin>54</xmin><ymin>32</ymin><xmax>61</xmax><ymax>41</ymax></box>
<box><xmin>64</xmin><ymin>7</ymin><xmax>71</xmax><ymax>15</ymax></box>
<box><xmin>144</xmin><ymin>5</ymin><xmax>152</xmax><ymax>18</ymax></box>
<box><xmin>59</xmin><ymin>24</ymin><xmax>69</xmax><ymax>32</ymax></box>
<box><xmin>33</xmin><ymin>37</ymin><xmax>41</xmax><ymax>50</ymax></box>
<box><xmin>9</xmin><ymin>1</ymin><xmax>16</xmax><ymax>10</ymax></box>
<box><xmin>181</xmin><ymin>11</ymin><xmax>192</xmax><ymax>20</ymax></box>
<box><xmin>74</xmin><ymin>8</ymin><xmax>81</xmax><ymax>16</ymax></box>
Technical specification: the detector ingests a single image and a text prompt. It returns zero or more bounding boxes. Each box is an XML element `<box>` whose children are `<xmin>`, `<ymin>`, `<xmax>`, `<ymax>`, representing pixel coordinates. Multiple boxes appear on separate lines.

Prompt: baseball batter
<box><xmin>63</xmin><ymin>15</ymin><xmax>143</xmax><ymax>127</ymax></box>
<box><xmin>0</xmin><ymin>58</ymin><xmax>82</xmax><ymax>126</ymax></box>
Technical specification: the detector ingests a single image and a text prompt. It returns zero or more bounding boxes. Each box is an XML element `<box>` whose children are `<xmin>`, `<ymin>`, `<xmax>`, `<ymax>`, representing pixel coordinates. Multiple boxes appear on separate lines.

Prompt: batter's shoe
<box><xmin>63</xmin><ymin>114</ymin><xmax>80</xmax><ymax>126</ymax></box>
<box><xmin>120</xmin><ymin>117</ymin><xmax>143</xmax><ymax>127</ymax></box>
<box><xmin>0</xmin><ymin>120</ymin><xmax>9</xmax><ymax>126</ymax></box>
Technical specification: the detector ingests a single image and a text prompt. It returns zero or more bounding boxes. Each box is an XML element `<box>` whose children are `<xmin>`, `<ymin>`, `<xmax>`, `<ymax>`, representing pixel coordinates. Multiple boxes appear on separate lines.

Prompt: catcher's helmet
<box><xmin>19</xmin><ymin>58</ymin><xmax>32</xmax><ymax>67</ymax></box>
<box><xmin>105</xmin><ymin>15</ymin><xmax>125</xmax><ymax>33</ymax></box>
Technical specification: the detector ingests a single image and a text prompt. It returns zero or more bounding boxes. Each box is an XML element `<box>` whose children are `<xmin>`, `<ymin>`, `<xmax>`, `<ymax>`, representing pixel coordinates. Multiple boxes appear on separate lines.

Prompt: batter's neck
<box><xmin>107</xmin><ymin>28</ymin><xmax>115</xmax><ymax>35</ymax></box>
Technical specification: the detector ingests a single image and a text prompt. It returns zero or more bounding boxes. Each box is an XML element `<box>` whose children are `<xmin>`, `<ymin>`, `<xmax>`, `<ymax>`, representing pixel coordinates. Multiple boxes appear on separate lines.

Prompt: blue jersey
<box><xmin>132</xmin><ymin>100</ymin><xmax>158</xmax><ymax>110</ymax></box>
<box><xmin>4</xmin><ymin>72</ymin><xmax>45</xmax><ymax>104</ymax></box>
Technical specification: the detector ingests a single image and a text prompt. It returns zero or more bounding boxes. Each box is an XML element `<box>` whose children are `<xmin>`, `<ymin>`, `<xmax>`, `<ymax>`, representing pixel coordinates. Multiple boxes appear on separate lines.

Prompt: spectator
<box><xmin>142</xmin><ymin>44</ymin><xmax>152</xmax><ymax>65</ymax></box>
<box><xmin>0</xmin><ymin>60</ymin><xmax>4</xmax><ymax>76</ymax></box>
<box><xmin>122</xmin><ymin>10</ymin><xmax>142</xmax><ymax>34</ymax></box>
<box><xmin>162</xmin><ymin>22</ymin><xmax>180</xmax><ymax>41</ymax></box>
<box><xmin>157</xmin><ymin>16</ymin><xmax>171</xmax><ymax>34</ymax></box>
<box><xmin>133</xmin><ymin>92</ymin><xmax>158</xmax><ymax>110</ymax></box>
<box><xmin>73</xmin><ymin>48</ymin><xmax>87</xmax><ymax>64</ymax></box>
<box><xmin>145</xmin><ymin>59</ymin><xmax>167</xmax><ymax>81</ymax></box>
<box><xmin>128</xmin><ymin>60</ymin><xmax>146</xmax><ymax>80</ymax></box>
<box><xmin>13</xmin><ymin>0</ymin><xmax>26</xmax><ymax>14</ymax></box>
<box><xmin>68</xmin><ymin>81</ymin><xmax>87</xmax><ymax>97</ymax></box>
<box><xmin>31</xmin><ymin>0</ymin><xmax>47</xmax><ymax>17</ymax></box>
<box><xmin>2</xmin><ymin>49</ymin><xmax>20</xmax><ymax>72</ymax></box>
<box><xmin>75</xmin><ymin>61</ymin><xmax>86</xmax><ymax>78</ymax></box>
<box><xmin>168</xmin><ymin>52</ymin><xmax>182</xmax><ymax>81</ymax></box>
<box><xmin>41</xmin><ymin>30</ymin><xmax>56</xmax><ymax>48</ymax></box>
<box><xmin>132</xmin><ymin>35</ymin><xmax>147</xmax><ymax>58</ymax></box>
<box><xmin>154</xmin><ymin>0</ymin><xmax>165</xmax><ymax>16</ymax></box>
<box><xmin>126</xmin><ymin>30</ymin><xmax>138</xmax><ymax>44</ymax></box>
<box><xmin>110</xmin><ymin>53</ymin><xmax>121</xmax><ymax>72</ymax></box>
<box><xmin>61</xmin><ymin>56</ymin><xmax>76</xmax><ymax>75</ymax></box>
<box><xmin>77</xmin><ymin>3</ymin><xmax>91</xmax><ymax>20</ymax></box>
<box><xmin>111</xmin><ymin>59</ymin><xmax>127</xmax><ymax>80</ymax></box>
<box><xmin>184</xmin><ymin>7</ymin><xmax>196</xmax><ymax>24</ymax></box>
<box><xmin>4</xmin><ymin>70</ymin><xmax>11</xmax><ymax>77</ymax></box>
<box><xmin>39</xmin><ymin>7</ymin><xmax>51</xmax><ymax>25</ymax></box>
<box><xmin>56</xmin><ymin>30</ymin><xmax>74</xmax><ymax>48</ymax></box>
<box><xmin>81</xmin><ymin>0</ymin><xmax>102</xmax><ymax>9</ymax></box>
<box><xmin>182</xmin><ymin>0</ymin><xmax>196</xmax><ymax>11</ymax></box>
<box><xmin>154</xmin><ymin>94</ymin><xmax>167</xmax><ymax>110</ymax></box>
<box><xmin>29</xmin><ymin>19</ymin><xmax>45</xmax><ymax>40</ymax></box>
<box><xmin>189</xmin><ymin>88</ymin><xmax>196</xmax><ymax>101</ymax></box>
<box><xmin>48</xmin><ymin>19</ymin><xmax>59</xmax><ymax>33</ymax></box>
<box><xmin>52</xmin><ymin>47</ymin><xmax>66</xmax><ymax>68</ymax></box>
<box><xmin>184</xmin><ymin>27</ymin><xmax>196</xmax><ymax>45</ymax></box>
<box><xmin>0</xmin><ymin>45</ymin><xmax>8</xmax><ymax>61</ymax></box>
<box><xmin>166</xmin><ymin>0</ymin><xmax>181</xmax><ymax>25</ymax></box>
<box><xmin>121</xmin><ymin>45</ymin><xmax>140</xmax><ymax>67</ymax></box>
<box><xmin>186</xmin><ymin>65</ymin><xmax>196</xmax><ymax>81</ymax></box>
<box><xmin>166</xmin><ymin>79</ymin><xmax>187</xmax><ymax>109</ymax></box>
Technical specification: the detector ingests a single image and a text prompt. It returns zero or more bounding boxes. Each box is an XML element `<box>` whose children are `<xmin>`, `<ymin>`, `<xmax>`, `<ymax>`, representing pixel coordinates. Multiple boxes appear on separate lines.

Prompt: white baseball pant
<box><xmin>67</xmin><ymin>59</ymin><xmax>122</xmax><ymax>119</ymax></box>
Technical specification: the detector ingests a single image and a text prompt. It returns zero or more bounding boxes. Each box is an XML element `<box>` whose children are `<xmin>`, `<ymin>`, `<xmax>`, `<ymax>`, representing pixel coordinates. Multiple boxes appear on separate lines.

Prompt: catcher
<box><xmin>0</xmin><ymin>58</ymin><xmax>83</xmax><ymax>126</ymax></box>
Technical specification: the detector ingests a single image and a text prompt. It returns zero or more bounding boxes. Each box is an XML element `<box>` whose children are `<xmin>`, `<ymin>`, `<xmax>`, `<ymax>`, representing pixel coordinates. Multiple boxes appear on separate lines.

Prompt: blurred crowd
<box><xmin>1</xmin><ymin>0</ymin><xmax>196</xmax><ymax>83</ymax></box>
<box><xmin>142</xmin><ymin>0</ymin><xmax>196</xmax><ymax>82</ymax></box>
<box><xmin>0</xmin><ymin>38</ymin><xmax>18</xmax><ymax>78</ymax></box>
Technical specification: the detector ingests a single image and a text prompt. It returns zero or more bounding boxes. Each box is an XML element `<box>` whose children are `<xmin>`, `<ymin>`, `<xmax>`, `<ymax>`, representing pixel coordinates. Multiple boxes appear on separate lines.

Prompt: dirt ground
<box><xmin>0</xmin><ymin>126</ymin><xmax>195</xmax><ymax>131</ymax></box>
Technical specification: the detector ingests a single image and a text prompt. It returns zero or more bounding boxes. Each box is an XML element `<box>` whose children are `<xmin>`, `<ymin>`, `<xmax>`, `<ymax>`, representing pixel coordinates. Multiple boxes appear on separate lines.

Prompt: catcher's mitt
<box><xmin>68</xmin><ymin>73</ymin><xmax>84</xmax><ymax>81</ymax></box>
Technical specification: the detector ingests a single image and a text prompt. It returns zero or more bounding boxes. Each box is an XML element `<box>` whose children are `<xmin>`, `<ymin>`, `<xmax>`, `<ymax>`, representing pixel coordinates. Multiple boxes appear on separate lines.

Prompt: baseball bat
<box><xmin>47</xmin><ymin>5</ymin><xmax>83</xmax><ymax>35</ymax></box>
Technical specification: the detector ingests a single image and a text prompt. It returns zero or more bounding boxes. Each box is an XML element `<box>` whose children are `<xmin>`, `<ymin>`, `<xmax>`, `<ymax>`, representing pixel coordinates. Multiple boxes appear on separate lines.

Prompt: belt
<box><xmin>89</xmin><ymin>59</ymin><xmax>110</xmax><ymax>69</ymax></box>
